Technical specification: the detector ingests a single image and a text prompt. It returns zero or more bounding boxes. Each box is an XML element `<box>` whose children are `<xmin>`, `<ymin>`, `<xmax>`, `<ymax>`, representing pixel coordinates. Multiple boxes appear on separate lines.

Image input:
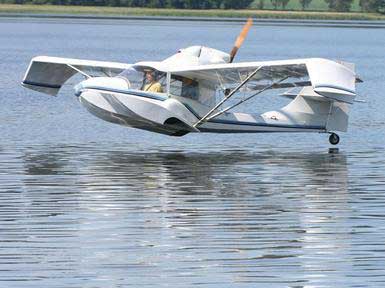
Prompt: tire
<box><xmin>329</xmin><ymin>133</ymin><xmax>340</xmax><ymax>145</ymax></box>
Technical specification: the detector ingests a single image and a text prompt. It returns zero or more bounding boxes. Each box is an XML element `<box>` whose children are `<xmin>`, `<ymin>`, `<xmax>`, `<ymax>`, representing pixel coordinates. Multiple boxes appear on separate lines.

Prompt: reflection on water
<box><xmin>2</xmin><ymin>145</ymin><xmax>384</xmax><ymax>287</ymax></box>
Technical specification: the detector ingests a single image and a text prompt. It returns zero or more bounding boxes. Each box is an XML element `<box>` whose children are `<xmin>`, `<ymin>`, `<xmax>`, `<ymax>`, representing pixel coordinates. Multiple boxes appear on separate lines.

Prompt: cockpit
<box><xmin>117</xmin><ymin>66</ymin><xmax>167</xmax><ymax>92</ymax></box>
<box><xmin>116</xmin><ymin>65</ymin><xmax>217</xmax><ymax>112</ymax></box>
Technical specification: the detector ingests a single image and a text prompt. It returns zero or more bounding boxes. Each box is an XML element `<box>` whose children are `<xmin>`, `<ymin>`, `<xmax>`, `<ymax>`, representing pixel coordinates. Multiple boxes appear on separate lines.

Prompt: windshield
<box><xmin>117</xmin><ymin>67</ymin><xmax>145</xmax><ymax>90</ymax></box>
<box><xmin>117</xmin><ymin>66</ymin><xmax>167</xmax><ymax>92</ymax></box>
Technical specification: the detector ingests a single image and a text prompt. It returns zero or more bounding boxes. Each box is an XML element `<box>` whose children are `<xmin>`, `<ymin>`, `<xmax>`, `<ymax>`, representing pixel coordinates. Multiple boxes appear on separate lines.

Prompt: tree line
<box><xmin>1</xmin><ymin>0</ymin><xmax>384</xmax><ymax>12</ymax></box>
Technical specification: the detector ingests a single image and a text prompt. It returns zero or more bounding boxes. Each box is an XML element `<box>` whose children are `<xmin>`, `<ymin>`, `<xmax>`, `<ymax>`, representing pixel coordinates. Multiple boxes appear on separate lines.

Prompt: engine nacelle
<box><xmin>180</xmin><ymin>46</ymin><xmax>230</xmax><ymax>64</ymax></box>
<box><xmin>161</xmin><ymin>46</ymin><xmax>230</xmax><ymax>68</ymax></box>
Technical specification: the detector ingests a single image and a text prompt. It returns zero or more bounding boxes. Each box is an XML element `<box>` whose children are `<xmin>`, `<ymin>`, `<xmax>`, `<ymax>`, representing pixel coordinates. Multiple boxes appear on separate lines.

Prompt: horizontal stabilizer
<box><xmin>314</xmin><ymin>85</ymin><xmax>355</xmax><ymax>103</ymax></box>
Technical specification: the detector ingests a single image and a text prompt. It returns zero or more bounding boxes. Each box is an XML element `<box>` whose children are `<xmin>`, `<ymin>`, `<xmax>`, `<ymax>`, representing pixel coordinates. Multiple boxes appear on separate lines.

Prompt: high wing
<box><xmin>168</xmin><ymin>58</ymin><xmax>360</xmax><ymax>104</ymax></box>
<box><xmin>22</xmin><ymin>56</ymin><xmax>131</xmax><ymax>96</ymax></box>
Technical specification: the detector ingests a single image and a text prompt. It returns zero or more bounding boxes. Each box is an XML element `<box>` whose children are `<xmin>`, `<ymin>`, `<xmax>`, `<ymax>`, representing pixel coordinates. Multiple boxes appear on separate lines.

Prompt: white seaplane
<box><xmin>22</xmin><ymin>18</ymin><xmax>362</xmax><ymax>145</ymax></box>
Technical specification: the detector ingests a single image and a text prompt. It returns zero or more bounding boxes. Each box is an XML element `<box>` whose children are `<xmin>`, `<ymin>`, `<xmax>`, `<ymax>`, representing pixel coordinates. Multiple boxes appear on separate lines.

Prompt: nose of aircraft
<box><xmin>74</xmin><ymin>77</ymin><xmax>129</xmax><ymax>96</ymax></box>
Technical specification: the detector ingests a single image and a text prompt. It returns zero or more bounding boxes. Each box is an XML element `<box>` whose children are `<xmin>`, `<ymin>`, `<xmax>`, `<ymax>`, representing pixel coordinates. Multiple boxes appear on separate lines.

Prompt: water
<box><xmin>0</xmin><ymin>17</ymin><xmax>385</xmax><ymax>287</ymax></box>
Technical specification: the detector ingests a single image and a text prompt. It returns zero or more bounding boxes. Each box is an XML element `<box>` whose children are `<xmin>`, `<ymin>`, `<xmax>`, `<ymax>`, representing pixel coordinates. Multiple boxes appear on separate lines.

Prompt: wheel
<box><xmin>329</xmin><ymin>133</ymin><xmax>340</xmax><ymax>145</ymax></box>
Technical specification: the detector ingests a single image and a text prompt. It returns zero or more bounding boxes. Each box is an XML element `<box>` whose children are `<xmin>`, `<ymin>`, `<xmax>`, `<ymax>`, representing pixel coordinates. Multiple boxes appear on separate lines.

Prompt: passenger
<box><xmin>181</xmin><ymin>78</ymin><xmax>198</xmax><ymax>100</ymax></box>
<box><xmin>143</xmin><ymin>71</ymin><xmax>163</xmax><ymax>93</ymax></box>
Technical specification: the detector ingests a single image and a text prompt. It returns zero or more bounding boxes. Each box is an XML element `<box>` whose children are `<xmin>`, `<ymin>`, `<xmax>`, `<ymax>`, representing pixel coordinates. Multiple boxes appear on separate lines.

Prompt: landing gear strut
<box><xmin>329</xmin><ymin>133</ymin><xmax>340</xmax><ymax>145</ymax></box>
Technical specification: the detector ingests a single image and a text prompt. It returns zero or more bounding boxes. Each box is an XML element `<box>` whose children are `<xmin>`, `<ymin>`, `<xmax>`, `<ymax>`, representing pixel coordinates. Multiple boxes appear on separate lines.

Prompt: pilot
<box><xmin>181</xmin><ymin>78</ymin><xmax>198</xmax><ymax>100</ymax></box>
<box><xmin>143</xmin><ymin>71</ymin><xmax>163</xmax><ymax>93</ymax></box>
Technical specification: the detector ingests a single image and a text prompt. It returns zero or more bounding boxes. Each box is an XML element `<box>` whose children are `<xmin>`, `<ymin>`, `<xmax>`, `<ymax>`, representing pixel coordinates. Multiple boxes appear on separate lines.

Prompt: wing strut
<box><xmin>193</xmin><ymin>66</ymin><xmax>262</xmax><ymax>128</ymax></box>
<box><xmin>205</xmin><ymin>75</ymin><xmax>289</xmax><ymax>122</ymax></box>
<box><xmin>66</xmin><ymin>64</ymin><xmax>91</xmax><ymax>79</ymax></box>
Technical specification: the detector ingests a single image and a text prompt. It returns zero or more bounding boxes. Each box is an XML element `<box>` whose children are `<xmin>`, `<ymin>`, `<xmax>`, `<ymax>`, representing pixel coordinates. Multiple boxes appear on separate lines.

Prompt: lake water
<box><xmin>0</xmin><ymin>17</ymin><xmax>385</xmax><ymax>287</ymax></box>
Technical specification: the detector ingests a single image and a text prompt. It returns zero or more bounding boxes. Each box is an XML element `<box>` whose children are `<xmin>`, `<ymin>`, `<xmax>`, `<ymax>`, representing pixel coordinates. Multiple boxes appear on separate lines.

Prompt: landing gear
<box><xmin>329</xmin><ymin>133</ymin><xmax>340</xmax><ymax>145</ymax></box>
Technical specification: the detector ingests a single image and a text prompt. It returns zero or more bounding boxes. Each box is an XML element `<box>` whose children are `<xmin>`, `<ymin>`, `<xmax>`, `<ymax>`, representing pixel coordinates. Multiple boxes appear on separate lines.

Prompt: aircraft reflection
<box><xmin>19</xmin><ymin>146</ymin><xmax>351</xmax><ymax>286</ymax></box>
<box><xmin>21</xmin><ymin>146</ymin><xmax>349</xmax><ymax>208</ymax></box>
<box><xmin>75</xmin><ymin>149</ymin><xmax>348</xmax><ymax>196</ymax></box>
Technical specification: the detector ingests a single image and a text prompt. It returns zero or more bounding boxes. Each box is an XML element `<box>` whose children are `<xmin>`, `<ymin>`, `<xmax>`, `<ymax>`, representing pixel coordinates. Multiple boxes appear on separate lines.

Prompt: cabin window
<box><xmin>169</xmin><ymin>76</ymin><xmax>216</xmax><ymax>108</ymax></box>
<box><xmin>169</xmin><ymin>76</ymin><xmax>199</xmax><ymax>100</ymax></box>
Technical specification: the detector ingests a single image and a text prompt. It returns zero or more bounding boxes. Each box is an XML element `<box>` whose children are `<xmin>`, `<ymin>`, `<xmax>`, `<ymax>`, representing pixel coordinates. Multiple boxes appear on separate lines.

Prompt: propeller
<box><xmin>229</xmin><ymin>17</ymin><xmax>253</xmax><ymax>63</ymax></box>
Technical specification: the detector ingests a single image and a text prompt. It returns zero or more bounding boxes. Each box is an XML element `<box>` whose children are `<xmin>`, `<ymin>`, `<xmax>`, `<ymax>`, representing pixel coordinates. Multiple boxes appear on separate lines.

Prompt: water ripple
<box><xmin>0</xmin><ymin>145</ymin><xmax>384</xmax><ymax>287</ymax></box>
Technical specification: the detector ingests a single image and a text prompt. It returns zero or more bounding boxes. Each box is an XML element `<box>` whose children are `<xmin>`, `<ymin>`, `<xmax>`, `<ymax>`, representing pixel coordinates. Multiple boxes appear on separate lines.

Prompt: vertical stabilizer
<box><xmin>277</xmin><ymin>86</ymin><xmax>350</xmax><ymax>132</ymax></box>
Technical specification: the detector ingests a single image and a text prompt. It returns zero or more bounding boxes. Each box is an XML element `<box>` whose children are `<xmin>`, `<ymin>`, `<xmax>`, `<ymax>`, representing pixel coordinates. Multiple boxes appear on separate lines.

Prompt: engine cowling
<box><xmin>161</xmin><ymin>46</ymin><xmax>230</xmax><ymax>68</ymax></box>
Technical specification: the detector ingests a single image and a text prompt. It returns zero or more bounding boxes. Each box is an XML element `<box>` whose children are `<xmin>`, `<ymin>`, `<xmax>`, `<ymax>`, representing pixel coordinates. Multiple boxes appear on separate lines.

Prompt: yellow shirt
<box><xmin>143</xmin><ymin>82</ymin><xmax>163</xmax><ymax>93</ymax></box>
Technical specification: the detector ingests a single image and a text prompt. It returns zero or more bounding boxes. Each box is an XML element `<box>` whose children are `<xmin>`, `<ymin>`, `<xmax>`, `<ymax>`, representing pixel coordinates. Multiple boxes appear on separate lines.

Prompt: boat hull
<box><xmin>78</xmin><ymin>89</ymin><xmax>197</xmax><ymax>136</ymax></box>
<box><xmin>78</xmin><ymin>88</ymin><xmax>326</xmax><ymax>136</ymax></box>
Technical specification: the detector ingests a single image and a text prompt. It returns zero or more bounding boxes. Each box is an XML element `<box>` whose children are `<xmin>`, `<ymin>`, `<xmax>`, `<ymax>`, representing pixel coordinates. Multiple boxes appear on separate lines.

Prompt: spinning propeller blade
<box><xmin>229</xmin><ymin>17</ymin><xmax>253</xmax><ymax>63</ymax></box>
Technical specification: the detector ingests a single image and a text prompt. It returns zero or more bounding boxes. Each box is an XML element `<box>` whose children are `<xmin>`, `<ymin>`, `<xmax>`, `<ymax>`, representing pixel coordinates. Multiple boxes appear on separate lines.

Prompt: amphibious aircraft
<box><xmin>22</xmin><ymin>18</ymin><xmax>362</xmax><ymax>145</ymax></box>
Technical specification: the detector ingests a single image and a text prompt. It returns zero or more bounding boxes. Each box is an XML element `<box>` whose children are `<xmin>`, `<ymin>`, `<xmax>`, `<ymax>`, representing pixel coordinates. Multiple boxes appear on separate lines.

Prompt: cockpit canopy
<box><xmin>116</xmin><ymin>65</ymin><xmax>217</xmax><ymax>110</ymax></box>
<box><xmin>117</xmin><ymin>66</ymin><xmax>166</xmax><ymax>91</ymax></box>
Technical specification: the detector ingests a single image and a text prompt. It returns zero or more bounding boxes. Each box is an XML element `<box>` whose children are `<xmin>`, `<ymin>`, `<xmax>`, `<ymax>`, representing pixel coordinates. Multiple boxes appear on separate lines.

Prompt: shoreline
<box><xmin>1</xmin><ymin>13</ymin><xmax>385</xmax><ymax>28</ymax></box>
<box><xmin>0</xmin><ymin>4</ymin><xmax>384</xmax><ymax>22</ymax></box>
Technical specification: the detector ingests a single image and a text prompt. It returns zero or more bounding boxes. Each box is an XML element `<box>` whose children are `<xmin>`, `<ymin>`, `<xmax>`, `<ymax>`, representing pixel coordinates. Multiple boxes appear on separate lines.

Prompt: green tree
<box><xmin>146</xmin><ymin>0</ymin><xmax>167</xmax><ymax>7</ymax></box>
<box><xmin>324</xmin><ymin>0</ymin><xmax>354</xmax><ymax>11</ymax></box>
<box><xmin>184</xmin><ymin>0</ymin><xmax>213</xmax><ymax>9</ymax></box>
<box><xmin>271</xmin><ymin>0</ymin><xmax>279</xmax><ymax>8</ymax></box>
<box><xmin>360</xmin><ymin>0</ymin><xmax>375</xmax><ymax>11</ymax></box>
<box><xmin>211</xmin><ymin>0</ymin><xmax>223</xmax><ymax>8</ymax></box>
<box><xmin>257</xmin><ymin>0</ymin><xmax>264</xmax><ymax>9</ymax></box>
<box><xmin>222</xmin><ymin>0</ymin><xmax>253</xmax><ymax>9</ymax></box>
<box><xmin>166</xmin><ymin>0</ymin><xmax>185</xmax><ymax>8</ymax></box>
<box><xmin>280</xmin><ymin>0</ymin><xmax>290</xmax><ymax>8</ymax></box>
<box><xmin>380</xmin><ymin>0</ymin><xmax>385</xmax><ymax>12</ymax></box>
<box><xmin>360</xmin><ymin>0</ymin><xmax>385</xmax><ymax>11</ymax></box>
<box><xmin>299</xmin><ymin>0</ymin><xmax>312</xmax><ymax>9</ymax></box>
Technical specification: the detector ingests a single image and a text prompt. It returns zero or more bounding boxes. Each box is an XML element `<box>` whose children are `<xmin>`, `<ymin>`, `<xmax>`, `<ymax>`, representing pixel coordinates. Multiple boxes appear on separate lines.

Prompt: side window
<box><xmin>158</xmin><ymin>73</ymin><xmax>167</xmax><ymax>88</ymax></box>
<box><xmin>197</xmin><ymin>80</ymin><xmax>216</xmax><ymax>108</ymax></box>
<box><xmin>168</xmin><ymin>76</ymin><xmax>217</xmax><ymax>108</ymax></box>
<box><xmin>169</xmin><ymin>76</ymin><xmax>183</xmax><ymax>97</ymax></box>
<box><xmin>170</xmin><ymin>76</ymin><xmax>199</xmax><ymax>100</ymax></box>
<box><xmin>181</xmin><ymin>79</ymin><xmax>199</xmax><ymax>100</ymax></box>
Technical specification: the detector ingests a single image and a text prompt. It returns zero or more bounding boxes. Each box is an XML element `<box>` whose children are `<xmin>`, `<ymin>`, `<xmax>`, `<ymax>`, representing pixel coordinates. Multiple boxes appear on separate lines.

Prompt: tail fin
<box><xmin>280</xmin><ymin>86</ymin><xmax>350</xmax><ymax>132</ymax></box>
<box><xmin>263</xmin><ymin>59</ymin><xmax>361</xmax><ymax>133</ymax></box>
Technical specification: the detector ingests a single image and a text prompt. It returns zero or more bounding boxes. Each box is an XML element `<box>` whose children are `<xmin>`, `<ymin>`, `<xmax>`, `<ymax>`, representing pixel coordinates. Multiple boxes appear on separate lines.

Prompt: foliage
<box><xmin>299</xmin><ymin>0</ymin><xmax>312</xmax><ymax>9</ymax></box>
<box><xmin>0</xmin><ymin>0</ymin><xmax>253</xmax><ymax>8</ymax></box>
<box><xmin>270</xmin><ymin>0</ymin><xmax>279</xmax><ymax>8</ymax></box>
<box><xmin>1</xmin><ymin>3</ymin><xmax>385</xmax><ymax>19</ymax></box>
<box><xmin>280</xmin><ymin>0</ymin><xmax>290</xmax><ymax>8</ymax></box>
<box><xmin>380</xmin><ymin>0</ymin><xmax>385</xmax><ymax>12</ymax></box>
<box><xmin>270</xmin><ymin>0</ymin><xmax>291</xmax><ymax>9</ymax></box>
<box><xmin>324</xmin><ymin>0</ymin><xmax>354</xmax><ymax>11</ymax></box>
<box><xmin>359</xmin><ymin>0</ymin><xmax>384</xmax><ymax>11</ymax></box>
<box><xmin>0</xmin><ymin>0</ymin><xmax>383</xmax><ymax>13</ymax></box>
<box><xmin>222</xmin><ymin>0</ymin><xmax>254</xmax><ymax>8</ymax></box>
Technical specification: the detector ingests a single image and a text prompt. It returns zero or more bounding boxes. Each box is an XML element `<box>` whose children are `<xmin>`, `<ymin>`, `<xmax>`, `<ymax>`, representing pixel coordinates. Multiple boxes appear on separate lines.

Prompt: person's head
<box><xmin>146</xmin><ymin>71</ymin><xmax>155</xmax><ymax>83</ymax></box>
<box><xmin>183</xmin><ymin>78</ymin><xmax>193</xmax><ymax>85</ymax></box>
